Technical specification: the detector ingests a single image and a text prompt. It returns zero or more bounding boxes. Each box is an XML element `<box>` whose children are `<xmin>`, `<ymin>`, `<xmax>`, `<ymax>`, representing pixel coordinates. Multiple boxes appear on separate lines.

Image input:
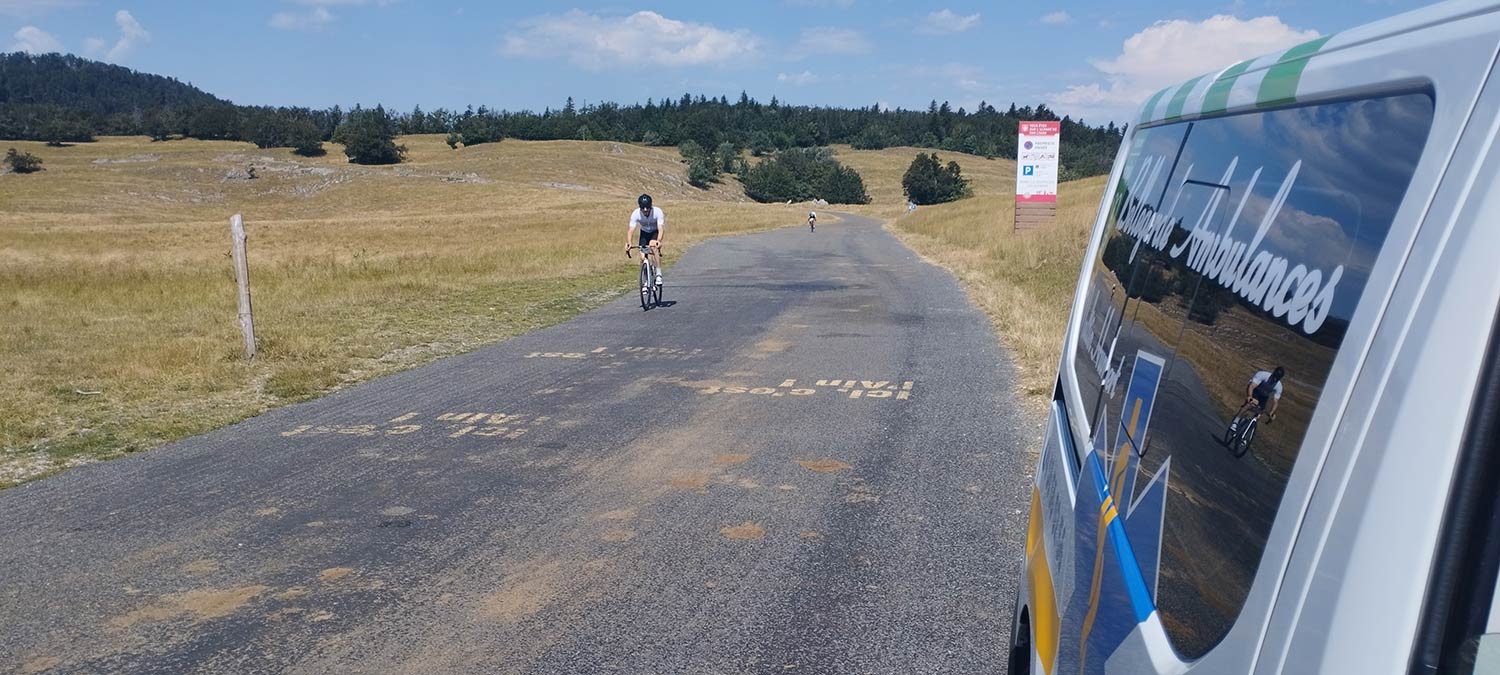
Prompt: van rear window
<box><xmin>1070</xmin><ymin>92</ymin><xmax>1434</xmax><ymax>658</ymax></box>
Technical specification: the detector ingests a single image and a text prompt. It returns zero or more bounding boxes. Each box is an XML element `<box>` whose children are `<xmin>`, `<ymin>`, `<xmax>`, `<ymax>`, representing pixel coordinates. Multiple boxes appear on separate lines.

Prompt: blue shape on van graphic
<box><xmin>1115</xmin><ymin>351</ymin><xmax>1165</xmax><ymax>458</ymax></box>
<box><xmin>1122</xmin><ymin>457</ymin><xmax>1171</xmax><ymax>599</ymax></box>
<box><xmin>1023</xmin><ymin>165</ymin><xmax>1036</xmax><ymax>176</ymax></box>
<box><xmin>1053</xmin><ymin>349</ymin><xmax>1172</xmax><ymax>673</ymax></box>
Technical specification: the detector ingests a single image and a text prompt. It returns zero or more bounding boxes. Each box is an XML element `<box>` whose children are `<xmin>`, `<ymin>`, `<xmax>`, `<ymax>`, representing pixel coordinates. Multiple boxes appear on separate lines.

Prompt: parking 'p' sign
<box><xmin>1016</xmin><ymin>121</ymin><xmax>1061</xmax><ymax>230</ymax></box>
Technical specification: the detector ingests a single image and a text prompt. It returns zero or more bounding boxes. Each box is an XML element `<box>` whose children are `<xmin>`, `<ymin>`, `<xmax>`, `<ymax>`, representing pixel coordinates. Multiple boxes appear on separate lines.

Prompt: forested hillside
<box><xmin>0</xmin><ymin>52</ymin><xmax>1123</xmax><ymax>177</ymax></box>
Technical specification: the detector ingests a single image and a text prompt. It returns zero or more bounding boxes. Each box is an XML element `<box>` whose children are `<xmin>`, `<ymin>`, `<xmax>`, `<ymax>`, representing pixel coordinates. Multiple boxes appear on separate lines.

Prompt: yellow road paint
<box><xmin>526</xmin><ymin>346</ymin><xmax>705</xmax><ymax>361</ymax></box>
<box><xmin>695</xmin><ymin>377</ymin><xmax>915</xmax><ymax>402</ymax></box>
<box><xmin>388</xmin><ymin>412</ymin><xmax>418</xmax><ymax>424</ymax></box>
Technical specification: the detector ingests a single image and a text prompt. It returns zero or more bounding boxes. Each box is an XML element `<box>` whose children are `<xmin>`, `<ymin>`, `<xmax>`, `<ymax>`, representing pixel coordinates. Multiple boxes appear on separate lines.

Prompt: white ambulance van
<box><xmin>1009</xmin><ymin>1</ymin><xmax>1500</xmax><ymax>672</ymax></box>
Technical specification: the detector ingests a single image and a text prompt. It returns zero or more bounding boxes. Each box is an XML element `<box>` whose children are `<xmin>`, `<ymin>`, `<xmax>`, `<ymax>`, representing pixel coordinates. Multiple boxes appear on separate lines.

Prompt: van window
<box><xmin>1070</xmin><ymin>92</ymin><xmax>1434</xmax><ymax>658</ymax></box>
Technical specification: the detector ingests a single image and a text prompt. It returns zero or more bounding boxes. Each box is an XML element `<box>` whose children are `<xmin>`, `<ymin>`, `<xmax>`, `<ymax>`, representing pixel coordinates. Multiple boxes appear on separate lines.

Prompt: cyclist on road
<box><xmin>1244</xmin><ymin>366</ymin><xmax>1285</xmax><ymax>422</ymax></box>
<box><xmin>808</xmin><ymin>210</ymin><xmax>817</xmax><ymax>231</ymax></box>
<box><xmin>626</xmin><ymin>193</ymin><xmax>665</xmax><ymax>290</ymax></box>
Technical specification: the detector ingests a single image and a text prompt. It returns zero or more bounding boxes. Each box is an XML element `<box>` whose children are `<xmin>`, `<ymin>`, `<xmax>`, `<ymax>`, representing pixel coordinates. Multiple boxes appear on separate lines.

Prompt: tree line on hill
<box><xmin>1</xmin><ymin>52</ymin><xmax>1124</xmax><ymax>176</ymax></box>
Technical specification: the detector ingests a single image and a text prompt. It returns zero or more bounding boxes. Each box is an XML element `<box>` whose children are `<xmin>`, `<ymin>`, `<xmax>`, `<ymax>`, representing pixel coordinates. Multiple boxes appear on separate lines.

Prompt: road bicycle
<box><xmin>1223</xmin><ymin>398</ymin><xmax>1268</xmax><ymax>459</ymax></box>
<box><xmin>627</xmin><ymin>244</ymin><xmax>663</xmax><ymax>310</ymax></box>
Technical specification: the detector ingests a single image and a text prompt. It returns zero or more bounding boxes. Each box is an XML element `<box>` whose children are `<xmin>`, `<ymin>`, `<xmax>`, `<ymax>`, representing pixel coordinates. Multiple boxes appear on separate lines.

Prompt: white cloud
<box><xmin>0</xmin><ymin>0</ymin><xmax>80</xmax><ymax>17</ymax></box>
<box><xmin>919</xmin><ymin>9</ymin><xmax>980</xmax><ymax>35</ymax></box>
<box><xmin>269</xmin><ymin>0</ymin><xmax>391</xmax><ymax>30</ymax></box>
<box><xmin>900</xmin><ymin>62</ymin><xmax>993</xmax><ymax>94</ymax></box>
<box><xmin>82</xmin><ymin>36</ymin><xmax>105</xmax><ymax>56</ymax></box>
<box><xmin>10</xmin><ymin>25</ymin><xmax>61</xmax><ymax>52</ymax></box>
<box><xmin>796</xmin><ymin>27</ymin><xmax>870</xmax><ymax>56</ymax></box>
<box><xmin>270</xmin><ymin>6</ymin><xmax>335</xmax><ymax>30</ymax></box>
<box><xmin>778</xmin><ymin>70</ymin><xmax>819</xmax><ymax>86</ymax></box>
<box><xmin>1049</xmin><ymin>15</ymin><xmax>1318</xmax><ymax>123</ymax></box>
<box><xmin>502</xmin><ymin>10</ymin><xmax>761</xmax><ymax>69</ymax></box>
<box><xmin>1041</xmin><ymin>11</ymin><xmax>1072</xmax><ymax>25</ymax></box>
<box><xmin>101</xmin><ymin>9</ymin><xmax>148</xmax><ymax>61</ymax></box>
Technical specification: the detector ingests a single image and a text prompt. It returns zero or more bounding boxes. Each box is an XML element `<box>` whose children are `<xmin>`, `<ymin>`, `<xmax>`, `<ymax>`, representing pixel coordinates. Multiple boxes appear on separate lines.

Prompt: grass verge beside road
<box><xmin>888</xmin><ymin>177</ymin><xmax>1109</xmax><ymax>406</ymax></box>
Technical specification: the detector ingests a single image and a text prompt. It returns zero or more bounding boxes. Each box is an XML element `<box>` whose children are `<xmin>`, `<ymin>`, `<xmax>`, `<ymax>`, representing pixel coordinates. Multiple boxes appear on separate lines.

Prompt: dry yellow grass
<box><xmin>0</xmin><ymin>134</ymin><xmax>811</xmax><ymax>486</ymax></box>
<box><xmin>829</xmin><ymin>145</ymin><xmax>1015</xmax><ymax>218</ymax></box>
<box><xmin>1</xmin><ymin>135</ymin><xmax>1107</xmax><ymax>486</ymax></box>
<box><xmin>885</xmin><ymin>172</ymin><xmax>1111</xmax><ymax>406</ymax></box>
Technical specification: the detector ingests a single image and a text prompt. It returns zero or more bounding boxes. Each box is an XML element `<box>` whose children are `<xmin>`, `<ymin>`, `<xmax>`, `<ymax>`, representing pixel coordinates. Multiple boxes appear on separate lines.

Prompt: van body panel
<box><xmin>1268</xmin><ymin>54</ymin><xmax>1500</xmax><ymax>673</ymax></box>
<box><xmin>1020</xmin><ymin>2</ymin><xmax>1500</xmax><ymax>672</ymax></box>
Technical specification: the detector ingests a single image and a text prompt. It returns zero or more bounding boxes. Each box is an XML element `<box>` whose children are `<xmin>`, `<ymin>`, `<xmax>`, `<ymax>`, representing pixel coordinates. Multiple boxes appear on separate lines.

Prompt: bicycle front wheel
<box><xmin>1232</xmin><ymin>419</ymin><xmax>1257</xmax><ymax>458</ymax></box>
<box><xmin>639</xmin><ymin>262</ymin><xmax>652</xmax><ymax>310</ymax></box>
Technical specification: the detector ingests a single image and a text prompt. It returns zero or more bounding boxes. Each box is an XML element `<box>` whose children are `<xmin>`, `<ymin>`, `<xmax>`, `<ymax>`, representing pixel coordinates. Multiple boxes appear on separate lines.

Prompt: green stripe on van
<box><xmin>1139</xmin><ymin>87</ymin><xmax>1170</xmax><ymax>124</ymax></box>
<box><xmin>1164</xmin><ymin>75</ymin><xmax>1208</xmax><ymax>121</ymax></box>
<box><xmin>1201</xmin><ymin>59</ymin><xmax>1256</xmax><ymax>114</ymax></box>
<box><xmin>1257</xmin><ymin>35</ymin><xmax>1333</xmax><ymax>108</ymax></box>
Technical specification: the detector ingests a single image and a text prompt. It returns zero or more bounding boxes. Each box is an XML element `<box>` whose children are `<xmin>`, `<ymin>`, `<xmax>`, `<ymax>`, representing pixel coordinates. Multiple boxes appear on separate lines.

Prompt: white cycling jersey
<box><xmin>630</xmin><ymin>206</ymin><xmax>665</xmax><ymax>233</ymax></box>
<box><xmin>1249</xmin><ymin>371</ymin><xmax>1284</xmax><ymax>400</ymax></box>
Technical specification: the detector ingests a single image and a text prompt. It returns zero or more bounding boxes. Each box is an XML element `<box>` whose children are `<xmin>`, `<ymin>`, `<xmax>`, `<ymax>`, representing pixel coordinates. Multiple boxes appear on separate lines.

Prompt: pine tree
<box><xmin>902</xmin><ymin>153</ymin><xmax>969</xmax><ymax>205</ymax></box>
<box><xmin>332</xmin><ymin>106</ymin><xmax>406</xmax><ymax>165</ymax></box>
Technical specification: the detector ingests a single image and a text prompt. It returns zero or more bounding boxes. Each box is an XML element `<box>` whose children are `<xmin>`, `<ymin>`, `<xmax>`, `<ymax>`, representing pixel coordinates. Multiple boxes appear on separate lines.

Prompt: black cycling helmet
<box><xmin>1272</xmin><ymin>366</ymin><xmax>1286</xmax><ymax>380</ymax></box>
<box><xmin>638</xmin><ymin>194</ymin><xmax>653</xmax><ymax>210</ymax></box>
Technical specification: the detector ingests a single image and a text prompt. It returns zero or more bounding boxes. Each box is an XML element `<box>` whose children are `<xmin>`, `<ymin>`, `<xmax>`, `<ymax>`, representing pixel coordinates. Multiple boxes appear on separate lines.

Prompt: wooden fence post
<box><xmin>230</xmin><ymin>214</ymin><xmax>256</xmax><ymax>360</ymax></box>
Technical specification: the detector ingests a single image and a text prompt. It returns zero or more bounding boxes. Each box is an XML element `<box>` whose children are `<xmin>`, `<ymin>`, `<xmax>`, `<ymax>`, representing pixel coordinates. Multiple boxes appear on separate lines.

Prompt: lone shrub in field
<box><xmin>740</xmin><ymin>148</ymin><xmax>869</xmax><ymax>204</ymax></box>
<box><xmin>679</xmin><ymin>139</ymin><xmax>722</xmax><ymax>189</ymax></box>
<box><xmin>5</xmin><ymin>148</ymin><xmax>43</xmax><ymax>173</ymax></box>
<box><xmin>902</xmin><ymin>152</ymin><xmax>970</xmax><ymax>205</ymax></box>
<box><xmin>332</xmin><ymin>106</ymin><xmax>406</xmax><ymax>165</ymax></box>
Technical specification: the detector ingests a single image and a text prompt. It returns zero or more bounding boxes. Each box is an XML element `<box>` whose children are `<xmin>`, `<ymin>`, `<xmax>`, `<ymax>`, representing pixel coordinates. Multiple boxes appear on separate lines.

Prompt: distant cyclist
<box><xmin>1245</xmin><ymin>366</ymin><xmax>1285</xmax><ymax>422</ymax></box>
<box><xmin>626</xmin><ymin>193</ymin><xmax>665</xmax><ymax>290</ymax></box>
<box><xmin>808</xmin><ymin>210</ymin><xmax>816</xmax><ymax>232</ymax></box>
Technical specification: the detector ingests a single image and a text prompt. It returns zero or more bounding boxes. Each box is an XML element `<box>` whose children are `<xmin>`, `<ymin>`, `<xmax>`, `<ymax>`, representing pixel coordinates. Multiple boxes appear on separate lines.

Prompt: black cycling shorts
<box><xmin>638</xmin><ymin>230</ymin><xmax>658</xmax><ymax>248</ymax></box>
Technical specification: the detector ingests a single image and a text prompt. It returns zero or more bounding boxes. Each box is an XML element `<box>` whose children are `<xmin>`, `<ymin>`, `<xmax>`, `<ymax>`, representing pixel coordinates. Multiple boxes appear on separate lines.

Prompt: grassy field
<box><xmin>1</xmin><ymin>134</ymin><xmax>1102</xmax><ymax>486</ymax></box>
<box><xmin>0</xmin><ymin>135</ymin><xmax>815</xmax><ymax>486</ymax></box>
<box><xmin>831</xmin><ymin>145</ymin><xmax>1015</xmax><ymax>218</ymax></box>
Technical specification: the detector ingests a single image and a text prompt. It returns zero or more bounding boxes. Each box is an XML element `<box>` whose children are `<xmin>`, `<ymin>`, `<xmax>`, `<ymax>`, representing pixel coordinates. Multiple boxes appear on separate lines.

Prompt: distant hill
<box><xmin>0</xmin><ymin>52</ymin><xmax>1124</xmax><ymax>178</ymax></box>
<box><xmin>0</xmin><ymin>52</ymin><xmax>227</xmax><ymax>112</ymax></box>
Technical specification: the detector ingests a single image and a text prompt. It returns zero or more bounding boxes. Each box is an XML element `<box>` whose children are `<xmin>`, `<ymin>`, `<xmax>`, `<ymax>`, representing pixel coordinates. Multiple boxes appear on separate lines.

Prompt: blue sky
<box><xmin>4</xmin><ymin>0</ymin><xmax>1421</xmax><ymax>124</ymax></box>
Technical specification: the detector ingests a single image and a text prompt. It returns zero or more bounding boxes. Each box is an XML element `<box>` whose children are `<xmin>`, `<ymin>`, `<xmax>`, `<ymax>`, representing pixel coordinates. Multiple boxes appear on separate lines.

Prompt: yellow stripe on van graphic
<box><xmin>1077</xmin><ymin>495</ymin><xmax>1120</xmax><ymax>674</ymax></box>
<box><xmin>1026</xmin><ymin>488</ymin><xmax>1061</xmax><ymax>675</ymax></box>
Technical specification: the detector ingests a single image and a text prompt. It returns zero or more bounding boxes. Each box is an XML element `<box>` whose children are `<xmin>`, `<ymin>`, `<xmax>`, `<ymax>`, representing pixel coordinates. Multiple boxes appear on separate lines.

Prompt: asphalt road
<box><xmin>1</xmin><ymin>212</ymin><xmax>1038</xmax><ymax>675</ymax></box>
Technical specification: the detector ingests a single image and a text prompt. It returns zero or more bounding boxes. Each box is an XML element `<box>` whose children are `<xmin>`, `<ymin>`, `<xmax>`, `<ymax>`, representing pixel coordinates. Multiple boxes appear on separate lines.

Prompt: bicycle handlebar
<box><xmin>625</xmin><ymin>244</ymin><xmax>662</xmax><ymax>259</ymax></box>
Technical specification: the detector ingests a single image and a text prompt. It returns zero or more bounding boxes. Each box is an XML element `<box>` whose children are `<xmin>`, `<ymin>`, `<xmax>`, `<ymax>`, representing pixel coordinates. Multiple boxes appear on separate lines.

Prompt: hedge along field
<box><xmin>0</xmin><ymin>134</ymin><xmax>814</xmax><ymax>486</ymax></box>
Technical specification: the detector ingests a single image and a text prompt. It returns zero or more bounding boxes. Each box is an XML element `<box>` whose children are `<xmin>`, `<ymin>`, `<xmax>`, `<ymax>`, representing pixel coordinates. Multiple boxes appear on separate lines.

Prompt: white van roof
<box><xmin>1134</xmin><ymin>0</ymin><xmax>1497</xmax><ymax>127</ymax></box>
